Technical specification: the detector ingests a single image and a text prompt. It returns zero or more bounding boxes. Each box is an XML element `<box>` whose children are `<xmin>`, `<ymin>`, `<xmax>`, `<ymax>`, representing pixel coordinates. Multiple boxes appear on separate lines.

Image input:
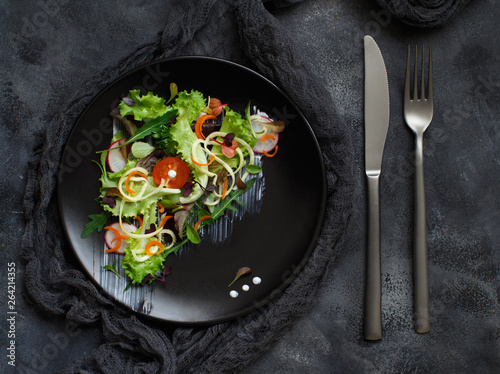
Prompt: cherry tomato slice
<box><xmin>152</xmin><ymin>157</ymin><xmax>190</xmax><ymax>189</ymax></box>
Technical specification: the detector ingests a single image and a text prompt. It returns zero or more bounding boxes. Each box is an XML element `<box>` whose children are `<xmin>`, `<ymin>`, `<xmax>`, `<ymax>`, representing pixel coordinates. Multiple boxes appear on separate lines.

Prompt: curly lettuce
<box><xmin>220</xmin><ymin>105</ymin><xmax>257</xmax><ymax>148</ymax></box>
<box><xmin>169</xmin><ymin>90</ymin><xmax>206</xmax><ymax>164</ymax></box>
<box><xmin>122</xmin><ymin>237</ymin><xmax>168</xmax><ymax>284</ymax></box>
<box><xmin>169</xmin><ymin>90</ymin><xmax>209</xmax><ymax>202</ymax></box>
<box><xmin>119</xmin><ymin>90</ymin><xmax>168</xmax><ymax>121</ymax></box>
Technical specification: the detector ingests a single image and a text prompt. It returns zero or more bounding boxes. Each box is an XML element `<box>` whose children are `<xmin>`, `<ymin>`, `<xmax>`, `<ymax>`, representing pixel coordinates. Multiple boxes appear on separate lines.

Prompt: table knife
<box><xmin>363</xmin><ymin>35</ymin><xmax>390</xmax><ymax>341</ymax></box>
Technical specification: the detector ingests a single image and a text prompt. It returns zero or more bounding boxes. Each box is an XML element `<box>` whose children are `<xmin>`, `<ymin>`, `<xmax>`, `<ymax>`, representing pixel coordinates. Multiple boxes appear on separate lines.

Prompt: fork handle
<box><xmin>365</xmin><ymin>174</ymin><xmax>382</xmax><ymax>340</ymax></box>
<box><xmin>414</xmin><ymin>134</ymin><xmax>430</xmax><ymax>333</ymax></box>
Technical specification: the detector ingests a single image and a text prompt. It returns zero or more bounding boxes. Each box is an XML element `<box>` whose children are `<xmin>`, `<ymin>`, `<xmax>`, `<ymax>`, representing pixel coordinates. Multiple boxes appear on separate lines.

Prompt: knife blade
<box><xmin>363</xmin><ymin>35</ymin><xmax>390</xmax><ymax>341</ymax></box>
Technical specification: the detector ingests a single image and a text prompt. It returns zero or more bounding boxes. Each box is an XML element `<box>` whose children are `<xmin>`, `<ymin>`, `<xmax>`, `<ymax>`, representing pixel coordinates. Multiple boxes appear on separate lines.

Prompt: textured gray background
<box><xmin>1</xmin><ymin>0</ymin><xmax>499</xmax><ymax>373</ymax></box>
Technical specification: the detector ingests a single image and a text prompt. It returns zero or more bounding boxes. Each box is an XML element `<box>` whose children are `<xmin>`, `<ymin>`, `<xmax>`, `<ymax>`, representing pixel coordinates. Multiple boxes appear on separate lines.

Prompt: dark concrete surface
<box><xmin>1</xmin><ymin>0</ymin><xmax>499</xmax><ymax>373</ymax></box>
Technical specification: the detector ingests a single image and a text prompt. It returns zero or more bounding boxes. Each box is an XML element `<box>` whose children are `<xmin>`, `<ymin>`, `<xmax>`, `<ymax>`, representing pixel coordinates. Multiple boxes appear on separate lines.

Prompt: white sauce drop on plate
<box><xmin>252</xmin><ymin>277</ymin><xmax>262</xmax><ymax>285</ymax></box>
<box><xmin>229</xmin><ymin>290</ymin><xmax>239</xmax><ymax>298</ymax></box>
<box><xmin>242</xmin><ymin>284</ymin><xmax>250</xmax><ymax>292</ymax></box>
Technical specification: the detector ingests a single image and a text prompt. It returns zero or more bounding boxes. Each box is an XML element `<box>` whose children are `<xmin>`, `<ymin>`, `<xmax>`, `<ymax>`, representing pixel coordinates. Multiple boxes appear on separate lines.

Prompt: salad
<box><xmin>81</xmin><ymin>84</ymin><xmax>285</xmax><ymax>285</ymax></box>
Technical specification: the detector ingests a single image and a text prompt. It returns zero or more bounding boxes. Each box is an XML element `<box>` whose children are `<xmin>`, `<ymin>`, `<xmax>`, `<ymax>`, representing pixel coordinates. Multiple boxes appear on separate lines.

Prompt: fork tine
<box><xmin>421</xmin><ymin>46</ymin><xmax>426</xmax><ymax>100</ymax></box>
<box><xmin>428</xmin><ymin>45</ymin><xmax>433</xmax><ymax>102</ymax></box>
<box><xmin>413</xmin><ymin>46</ymin><xmax>418</xmax><ymax>100</ymax></box>
<box><xmin>405</xmin><ymin>45</ymin><xmax>411</xmax><ymax>102</ymax></box>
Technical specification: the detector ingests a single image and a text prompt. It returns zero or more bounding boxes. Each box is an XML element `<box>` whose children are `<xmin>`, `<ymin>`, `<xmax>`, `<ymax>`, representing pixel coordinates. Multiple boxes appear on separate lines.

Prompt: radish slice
<box><xmin>250</xmin><ymin>114</ymin><xmax>279</xmax><ymax>154</ymax></box>
<box><xmin>106</xmin><ymin>138</ymin><xmax>127</xmax><ymax>172</ymax></box>
<box><xmin>104</xmin><ymin>222</ymin><xmax>136</xmax><ymax>254</ymax></box>
<box><xmin>252</xmin><ymin>131</ymin><xmax>279</xmax><ymax>154</ymax></box>
<box><xmin>250</xmin><ymin>114</ymin><xmax>272</xmax><ymax>138</ymax></box>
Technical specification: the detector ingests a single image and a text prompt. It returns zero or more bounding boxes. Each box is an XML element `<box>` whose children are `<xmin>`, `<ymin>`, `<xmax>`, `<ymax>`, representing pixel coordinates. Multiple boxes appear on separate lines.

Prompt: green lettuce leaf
<box><xmin>220</xmin><ymin>106</ymin><xmax>257</xmax><ymax>148</ymax></box>
<box><xmin>169</xmin><ymin>90</ymin><xmax>206</xmax><ymax>164</ymax></box>
<box><xmin>172</xmin><ymin>90</ymin><xmax>206</xmax><ymax>124</ymax></box>
<box><xmin>169</xmin><ymin>90</ymin><xmax>209</xmax><ymax>201</ymax></box>
<box><xmin>120</xmin><ymin>90</ymin><xmax>168</xmax><ymax>121</ymax></box>
<box><xmin>122</xmin><ymin>237</ymin><xmax>168</xmax><ymax>284</ymax></box>
<box><xmin>131</xmin><ymin>141</ymin><xmax>155</xmax><ymax>158</ymax></box>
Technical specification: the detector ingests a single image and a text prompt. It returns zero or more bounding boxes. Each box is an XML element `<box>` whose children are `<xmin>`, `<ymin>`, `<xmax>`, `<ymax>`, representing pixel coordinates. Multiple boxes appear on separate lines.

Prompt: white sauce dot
<box><xmin>242</xmin><ymin>284</ymin><xmax>250</xmax><ymax>292</ymax></box>
<box><xmin>252</xmin><ymin>277</ymin><xmax>262</xmax><ymax>285</ymax></box>
<box><xmin>167</xmin><ymin>170</ymin><xmax>177</xmax><ymax>178</ymax></box>
<box><xmin>229</xmin><ymin>290</ymin><xmax>239</xmax><ymax>298</ymax></box>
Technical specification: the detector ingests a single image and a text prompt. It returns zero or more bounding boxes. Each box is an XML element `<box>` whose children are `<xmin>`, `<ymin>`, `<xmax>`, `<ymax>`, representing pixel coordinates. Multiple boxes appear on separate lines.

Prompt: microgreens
<box><xmin>142</xmin><ymin>266</ymin><xmax>176</xmax><ymax>285</ymax></box>
<box><xmin>228</xmin><ymin>267</ymin><xmax>252</xmax><ymax>287</ymax></box>
<box><xmin>103</xmin><ymin>258</ymin><xmax>121</xmax><ymax>279</ymax></box>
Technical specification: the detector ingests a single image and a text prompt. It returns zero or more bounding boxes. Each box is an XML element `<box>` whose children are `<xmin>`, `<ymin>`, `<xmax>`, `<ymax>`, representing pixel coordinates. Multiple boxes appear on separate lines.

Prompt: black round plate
<box><xmin>58</xmin><ymin>56</ymin><xmax>326</xmax><ymax>325</ymax></box>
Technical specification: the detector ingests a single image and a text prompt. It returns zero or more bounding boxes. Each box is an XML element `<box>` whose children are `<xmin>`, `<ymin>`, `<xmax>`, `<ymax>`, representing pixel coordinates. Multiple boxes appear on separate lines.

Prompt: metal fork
<box><xmin>404</xmin><ymin>45</ymin><xmax>433</xmax><ymax>334</ymax></box>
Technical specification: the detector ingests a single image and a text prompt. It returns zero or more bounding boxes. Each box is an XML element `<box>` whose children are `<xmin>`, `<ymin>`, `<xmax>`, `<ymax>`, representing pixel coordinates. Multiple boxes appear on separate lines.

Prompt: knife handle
<box><xmin>365</xmin><ymin>174</ymin><xmax>382</xmax><ymax>340</ymax></box>
<box><xmin>413</xmin><ymin>135</ymin><xmax>430</xmax><ymax>333</ymax></box>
